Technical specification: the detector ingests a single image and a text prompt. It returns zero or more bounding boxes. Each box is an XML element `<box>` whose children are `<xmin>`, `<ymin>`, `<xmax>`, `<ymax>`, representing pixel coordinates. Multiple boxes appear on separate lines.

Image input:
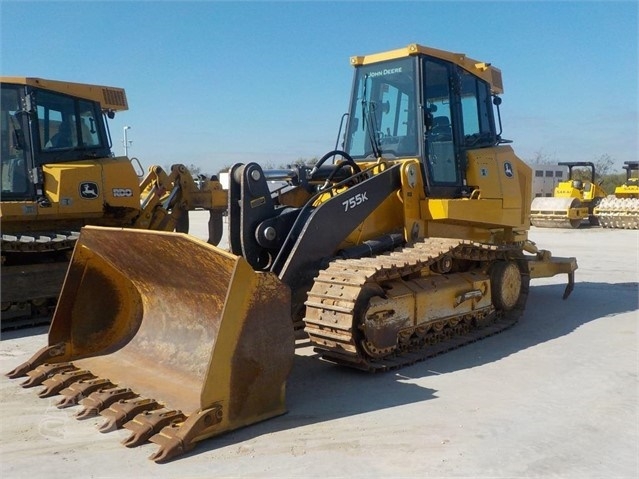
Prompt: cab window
<box><xmin>346</xmin><ymin>56</ymin><xmax>418</xmax><ymax>159</ymax></box>
<box><xmin>1</xmin><ymin>85</ymin><xmax>30</xmax><ymax>197</ymax></box>
<box><xmin>79</xmin><ymin>99</ymin><xmax>102</xmax><ymax>147</ymax></box>
<box><xmin>37</xmin><ymin>90</ymin><xmax>79</xmax><ymax>150</ymax></box>
<box><xmin>424</xmin><ymin>59</ymin><xmax>458</xmax><ymax>184</ymax></box>
<box><xmin>459</xmin><ymin>70</ymin><xmax>496</xmax><ymax>147</ymax></box>
<box><xmin>35</xmin><ymin>89</ymin><xmax>107</xmax><ymax>155</ymax></box>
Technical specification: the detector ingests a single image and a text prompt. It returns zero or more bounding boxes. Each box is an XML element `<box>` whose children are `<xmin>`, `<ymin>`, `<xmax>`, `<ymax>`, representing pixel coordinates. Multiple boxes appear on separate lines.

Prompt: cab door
<box><xmin>421</xmin><ymin>57</ymin><xmax>464</xmax><ymax>198</ymax></box>
<box><xmin>0</xmin><ymin>84</ymin><xmax>34</xmax><ymax>201</ymax></box>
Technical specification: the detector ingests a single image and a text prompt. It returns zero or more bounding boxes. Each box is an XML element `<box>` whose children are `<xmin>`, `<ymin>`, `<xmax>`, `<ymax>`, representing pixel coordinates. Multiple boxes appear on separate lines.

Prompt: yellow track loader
<box><xmin>0</xmin><ymin>77</ymin><xmax>226</xmax><ymax>328</ymax></box>
<box><xmin>530</xmin><ymin>161</ymin><xmax>607</xmax><ymax>228</ymax></box>
<box><xmin>593</xmin><ymin>161</ymin><xmax>639</xmax><ymax>228</ymax></box>
<box><xmin>7</xmin><ymin>44</ymin><xmax>577</xmax><ymax>463</ymax></box>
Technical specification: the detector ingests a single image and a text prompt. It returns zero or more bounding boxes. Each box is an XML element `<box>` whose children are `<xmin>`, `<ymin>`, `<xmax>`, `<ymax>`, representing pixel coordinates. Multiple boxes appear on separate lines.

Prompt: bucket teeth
<box><xmin>21</xmin><ymin>363</ymin><xmax>76</xmax><ymax>388</ymax></box>
<box><xmin>76</xmin><ymin>388</ymin><xmax>137</xmax><ymax>419</ymax></box>
<box><xmin>98</xmin><ymin>398</ymin><xmax>163</xmax><ymax>433</ymax></box>
<box><xmin>6</xmin><ymin>343</ymin><xmax>67</xmax><ymax>379</ymax></box>
<box><xmin>56</xmin><ymin>378</ymin><xmax>115</xmax><ymax>409</ymax></box>
<box><xmin>38</xmin><ymin>369</ymin><xmax>95</xmax><ymax>398</ymax></box>
<box><xmin>122</xmin><ymin>409</ymin><xmax>186</xmax><ymax>448</ymax></box>
<box><xmin>148</xmin><ymin>406</ymin><xmax>224</xmax><ymax>463</ymax></box>
<box><xmin>148</xmin><ymin>423</ymin><xmax>190</xmax><ymax>463</ymax></box>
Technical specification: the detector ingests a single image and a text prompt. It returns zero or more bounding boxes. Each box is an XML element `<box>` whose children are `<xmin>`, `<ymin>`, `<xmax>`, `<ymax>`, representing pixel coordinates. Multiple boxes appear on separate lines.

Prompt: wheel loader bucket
<box><xmin>6</xmin><ymin>226</ymin><xmax>294</xmax><ymax>462</ymax></box>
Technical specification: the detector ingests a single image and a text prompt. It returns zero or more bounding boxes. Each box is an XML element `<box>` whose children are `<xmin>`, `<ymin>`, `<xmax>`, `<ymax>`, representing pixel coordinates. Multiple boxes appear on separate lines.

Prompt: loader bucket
<box><xmin>6</xmin><ymin>226</ymin><xmax>294</xmax><ymax>462</ymax></box>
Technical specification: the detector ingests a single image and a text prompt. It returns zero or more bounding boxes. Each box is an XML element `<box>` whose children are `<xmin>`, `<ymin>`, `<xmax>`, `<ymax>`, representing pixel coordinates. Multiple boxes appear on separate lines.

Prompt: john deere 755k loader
<box><xmin>7</xmin><ymin>44</ymin><xmax>577</xmax><ymax>463</ymax></box>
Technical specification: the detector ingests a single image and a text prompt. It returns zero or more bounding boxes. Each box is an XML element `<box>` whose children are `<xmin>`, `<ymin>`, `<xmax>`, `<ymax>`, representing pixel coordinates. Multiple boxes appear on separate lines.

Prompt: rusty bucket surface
<box><xmin>7</xmin><ymin>226</ymin><xmax>295</xmax><ymax>462</ymax></box>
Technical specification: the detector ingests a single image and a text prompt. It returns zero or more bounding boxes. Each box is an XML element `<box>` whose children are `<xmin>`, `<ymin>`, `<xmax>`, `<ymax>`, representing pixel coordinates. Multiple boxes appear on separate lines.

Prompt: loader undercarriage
<box><xmin>1</xmin><ymin>233</ymin><xmax>78</xmax><ymax>328</ymax></box>
<box><xmin>304</xmin><ymin>239</ymin><xmax>530</xmax><ymax>371</ymax></box>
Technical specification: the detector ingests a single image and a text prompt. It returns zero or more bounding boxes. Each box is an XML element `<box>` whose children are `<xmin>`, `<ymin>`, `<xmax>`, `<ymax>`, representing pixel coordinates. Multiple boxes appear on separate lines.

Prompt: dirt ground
<box><xmin>1</xmin><ymin>214</ymin><xmax>637</xmax><ymax>478</ymax></box>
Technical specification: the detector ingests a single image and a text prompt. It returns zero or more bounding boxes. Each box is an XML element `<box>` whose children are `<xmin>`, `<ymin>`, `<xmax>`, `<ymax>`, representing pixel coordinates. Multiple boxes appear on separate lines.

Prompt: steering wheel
<box><xmin>311</xmin><ymin>150</ymin><xmax>361</xmax><ymax>177</ymax></box>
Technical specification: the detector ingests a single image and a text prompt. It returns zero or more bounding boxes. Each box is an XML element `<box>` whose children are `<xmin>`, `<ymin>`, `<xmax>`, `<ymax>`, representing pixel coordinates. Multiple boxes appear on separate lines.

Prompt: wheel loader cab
<box><xmin>344</xmin><ymin>46</ymin><xmax>500</xmax><ymax>199</ymax></box>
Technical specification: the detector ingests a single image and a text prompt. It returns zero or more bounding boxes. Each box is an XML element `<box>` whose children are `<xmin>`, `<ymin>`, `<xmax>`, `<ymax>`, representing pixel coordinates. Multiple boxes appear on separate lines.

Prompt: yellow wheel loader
<box><xmin>0</xmin><ymin>77</ymin><xmax>226</xmax><ymax>328</ymax></box>
<box><xmin>593</xmin><ymin>161</ymin><xmax>639</xmax><ymax>228</ymax></box>
<box><xmin>530</xmin><ymin>161</ymin><xmax>607</xmax><ymax>228</ymax></box>
<box><xmin>7</xmin><ymin>44</ymin><xmax>577</xmax><ymax>463</ymax></box>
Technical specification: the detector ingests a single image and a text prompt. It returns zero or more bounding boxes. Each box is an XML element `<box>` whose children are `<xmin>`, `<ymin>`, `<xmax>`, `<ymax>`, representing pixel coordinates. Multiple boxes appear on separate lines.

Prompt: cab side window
<box><xmin>37</xmin><ymin>90</ymin><xmax>78</xmax><ymax>150</ymax></box>
<box><xmin>459</xmin><ymin>71</ymin><xmax>496</xmax><ymax>147</ymax></box>
<box><xmin>79</xmin><ymin>100</ymin><xmax>101</xmax><ymax>147</ymax></box>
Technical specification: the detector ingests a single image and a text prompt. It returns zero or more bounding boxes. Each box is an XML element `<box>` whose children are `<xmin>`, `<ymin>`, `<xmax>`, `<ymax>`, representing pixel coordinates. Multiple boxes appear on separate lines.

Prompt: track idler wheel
<box><xmin>490</xmin><ymin>261</ymin><xmax>522</xmax><ymax>311</ymax></box>
<box><xmin>432</xmin><ymin>254</ymin><xmax>453</xmax><ymax>274</ymax></box>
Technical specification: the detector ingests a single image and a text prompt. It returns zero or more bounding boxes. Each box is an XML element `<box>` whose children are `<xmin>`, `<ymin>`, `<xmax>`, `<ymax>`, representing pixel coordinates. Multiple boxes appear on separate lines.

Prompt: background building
<box><xmin>530</xmin><ymin>164</ymin><xmax>566</xmax><ymax>197</ymax></box>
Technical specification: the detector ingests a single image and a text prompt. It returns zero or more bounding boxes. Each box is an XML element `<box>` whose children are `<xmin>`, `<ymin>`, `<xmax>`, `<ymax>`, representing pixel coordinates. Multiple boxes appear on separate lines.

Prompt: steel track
<box><xmin>1</xmin><ymin>232</ymin><xmax>79</xmax><ymax>329</ymax></box>
<box><xmin>303</xmin><ymin>238</ymin><xmax>530</xmax><ymax>372</ymax></box>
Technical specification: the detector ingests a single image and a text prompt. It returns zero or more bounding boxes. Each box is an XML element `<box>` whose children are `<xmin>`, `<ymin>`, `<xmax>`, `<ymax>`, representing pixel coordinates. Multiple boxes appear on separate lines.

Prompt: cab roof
<box><xmin>1</xmin><ymin>76</ymin><xmax>128</xmax><ymax>112</ymax></box>
<box><xmin>350</xmin><ymin>43</ymin><xmax>503</xmax><ymax>94</ymax></box>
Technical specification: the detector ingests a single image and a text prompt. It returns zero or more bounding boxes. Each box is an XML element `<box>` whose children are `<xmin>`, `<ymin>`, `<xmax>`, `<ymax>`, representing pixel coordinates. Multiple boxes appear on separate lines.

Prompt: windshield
<box><xmin>345</xmin><ymin>57</ymin><xmax>417</xmax><ymax>159</ymax></box>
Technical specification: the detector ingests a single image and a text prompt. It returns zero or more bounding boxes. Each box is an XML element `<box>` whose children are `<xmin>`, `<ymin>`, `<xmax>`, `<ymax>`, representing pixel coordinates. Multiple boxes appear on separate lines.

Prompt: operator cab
<box><xmin>343</xmin><ymin>45</ymin><xmax>503</xmax><ymax>198</ymax></box>
<box><xmin>1</xmin><ymin>78</ymin><xmax>120</xmax><ymax>201</ymax></box>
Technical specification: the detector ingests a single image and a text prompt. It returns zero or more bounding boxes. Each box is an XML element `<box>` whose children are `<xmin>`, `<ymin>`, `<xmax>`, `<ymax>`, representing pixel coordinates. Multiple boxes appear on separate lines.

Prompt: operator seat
<box><xmin>430</xmin><ymin>116</ymin><xmax>452</xmax><ymax>141</ymax></box>
<box><xmin>47</xmin><ymin>121</ymin><xmax>73</xmax><ymax>148</ymax></box>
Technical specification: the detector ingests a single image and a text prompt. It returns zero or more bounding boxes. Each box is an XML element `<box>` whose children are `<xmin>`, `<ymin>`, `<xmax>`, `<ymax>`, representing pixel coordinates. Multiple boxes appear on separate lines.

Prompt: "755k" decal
<box><xmin>342</xmin><ymin>192</ymin><xmax>369</xmax><ymax>212</ymax></box>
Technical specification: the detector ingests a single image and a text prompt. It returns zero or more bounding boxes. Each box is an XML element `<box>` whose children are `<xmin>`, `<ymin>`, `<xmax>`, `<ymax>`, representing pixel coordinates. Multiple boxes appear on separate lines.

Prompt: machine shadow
<box><xmin>0</xmin><ymin>324</ymin><xmax>49</xmax><ymax>340</ymax></box>
<box><xmin>183</xmin><ymin>280</ymin><xmax>637</xmax><ymax>460</ymax></box>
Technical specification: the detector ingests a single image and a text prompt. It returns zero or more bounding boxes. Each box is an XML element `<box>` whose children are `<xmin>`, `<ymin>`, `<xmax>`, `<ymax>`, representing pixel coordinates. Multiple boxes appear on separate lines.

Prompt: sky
<box><xmin>1</xmin><ymin>1</ymin><xmax>637</xmax><ymax>175</ymax></box>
